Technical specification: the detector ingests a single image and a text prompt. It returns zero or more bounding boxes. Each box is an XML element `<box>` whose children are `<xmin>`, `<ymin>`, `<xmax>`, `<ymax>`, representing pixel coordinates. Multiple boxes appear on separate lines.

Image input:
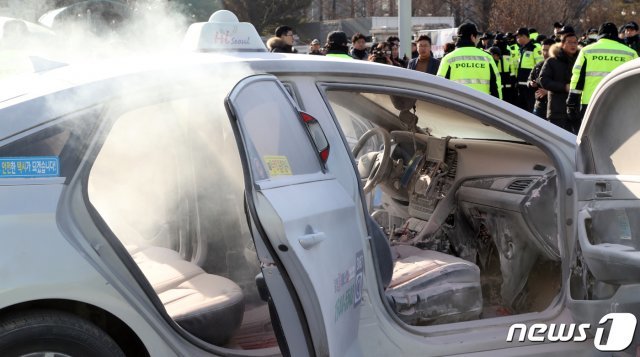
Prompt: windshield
<box><xmin>328</xmin><ymin>90</ymin><xmax>522</xmax><ymax>142</ymax></box>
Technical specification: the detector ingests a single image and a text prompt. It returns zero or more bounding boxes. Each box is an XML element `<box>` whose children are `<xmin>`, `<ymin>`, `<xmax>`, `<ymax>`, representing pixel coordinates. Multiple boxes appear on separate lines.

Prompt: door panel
<box><xmin>573</xmin><ymin>176</ymin><xmax>640</xmax><ymax>284</ymax></box>
<box><xmin>571</xmin><ymin>176</ymin><xmax>640</xmax><ymax>350</ymax></box>
<box><xmin>226</xmin><ymin>75</ymin><xmax>366</xmax><ymax>356</ymax></box>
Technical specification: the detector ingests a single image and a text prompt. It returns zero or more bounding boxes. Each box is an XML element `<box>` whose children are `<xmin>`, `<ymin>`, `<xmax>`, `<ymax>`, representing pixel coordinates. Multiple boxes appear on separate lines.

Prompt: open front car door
<box><xmin>225</xmin><ymin>75</ymin><xmax>366</xmax><ymax>356</ymax></box>
<box><xmin>569</xmin><ymin>60</ymin><xmax>640</xmax><ymax>353</ymax></box>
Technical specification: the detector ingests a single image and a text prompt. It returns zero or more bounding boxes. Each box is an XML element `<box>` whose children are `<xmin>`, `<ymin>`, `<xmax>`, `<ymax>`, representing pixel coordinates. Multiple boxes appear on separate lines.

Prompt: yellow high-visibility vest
<box><xmin>570</xmin><ymin>38</ymin><xmax>637</xmax><ymax>104</ymax></box>
<box><xmin>437</xmin><ymin>46</ymin><xmax>502</xmax><ymax>99</ymax></box>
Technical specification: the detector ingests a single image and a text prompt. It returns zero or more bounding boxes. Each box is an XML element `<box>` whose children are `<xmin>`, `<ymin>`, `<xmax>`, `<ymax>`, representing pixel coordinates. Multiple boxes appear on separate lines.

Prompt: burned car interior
<box><xmin>83</xmin><ymin>85</ymin><xmax>563</xmax><ymax>351</ymax></box>
<box><xmin>327</xmin><ymin>90</ymin><xmax>562</xmax><ymax>326</ymax></box>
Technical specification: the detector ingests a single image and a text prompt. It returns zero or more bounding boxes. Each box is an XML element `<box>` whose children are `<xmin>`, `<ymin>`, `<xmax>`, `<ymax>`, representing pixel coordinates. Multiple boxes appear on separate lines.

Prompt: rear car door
<box><xmin>226</xmin><ymin>75</ymin><xmax>366</xmax><ymax>356</ymax></box>
<box><xmin>569</xmin><ymin>62</ymin><xmax>640</xmax><ymax>352</ymax></box>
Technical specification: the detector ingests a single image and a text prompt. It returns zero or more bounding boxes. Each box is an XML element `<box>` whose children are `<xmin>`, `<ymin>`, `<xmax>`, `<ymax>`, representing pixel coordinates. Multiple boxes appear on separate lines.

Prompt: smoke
<box><xmin>3</xmin><ymin>1</ymin><xmax>193</xmax><ymax>65</ymax></box>
<box><xmin>85</xmin><ymin>66</ymin><xmax>254</xmax><ymax>263</ymax></box>
<box><xmin>18</xmin><ymin>2</ymin><xmax>261</xmax><ymax>272</ymax></box>
<box><xmin>1</xmin><ymin>2</ymin><xmax>270</xmax><ymax>346</ymax></box>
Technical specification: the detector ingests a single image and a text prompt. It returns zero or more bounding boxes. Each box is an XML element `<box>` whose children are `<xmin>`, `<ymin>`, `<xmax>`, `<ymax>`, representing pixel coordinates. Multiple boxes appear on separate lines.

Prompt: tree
<box><xmin>411</xmin><ymin>0</ymin><xmax>450</xmax><ymax>17</ymax></box>
<box><xmin>221</xmin><ymin>0</ymin><xmax>312</xmax><ymax>35</ymax></box>
<box><xmin>488</xmin><ymin>0</ymin><xmax>597</xmax><ymax>34</ymax></box>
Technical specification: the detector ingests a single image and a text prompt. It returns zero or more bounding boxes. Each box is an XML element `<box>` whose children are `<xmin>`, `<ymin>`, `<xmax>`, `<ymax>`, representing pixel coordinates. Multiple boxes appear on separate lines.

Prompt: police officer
<box><xmin>506</xmin><ymin>33</ymin><xmax>520</xmax><ymax>89</ymax></box>
<box><xmin>567</xmin><ymin>22</ymin><xmax>638</xmax><ymax>132</ymax></box>
<box><xmin>623</xmin><ymin>21</ymin><xmax>640</xmax><ymax>55</ymax></box>
<box><xmin>494</xmin><ymin>34</ymin><xmax>516</xmax><ymax>104</ymax></box>
<box><xmin>324</xmin><ymin>31</ymin><xmax>353</xmax><ymax>59</ymax></box>
<box><xmin>515</xmin><ymin>27</ymin><xmax>543</xmax><ymax>112</ymax></box>
<box><xmin>437</xmin><ymin>23</ymin><xmax>502</xmax><ymax>99</ymax></box>
<box><xmin>528</xmin><ymin>28</ymin><xmax>540</xmax><ymax>43</ymax></box>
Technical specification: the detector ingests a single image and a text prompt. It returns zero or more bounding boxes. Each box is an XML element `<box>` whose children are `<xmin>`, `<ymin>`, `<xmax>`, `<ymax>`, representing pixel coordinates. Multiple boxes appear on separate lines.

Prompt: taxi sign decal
<box><xmin>263</xmin><ymin>155</ymin><xmax>292</xmax><ymax>176</ymax></box>
<box><xmin>0</xmin><ymin>156</ymin><xmax>60</xmax><ymax>178</ymax></box>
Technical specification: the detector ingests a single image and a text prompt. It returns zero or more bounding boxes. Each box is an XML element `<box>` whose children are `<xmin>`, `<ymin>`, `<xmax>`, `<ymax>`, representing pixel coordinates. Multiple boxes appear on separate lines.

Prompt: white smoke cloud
<box><xmin>2</xmin><ymin>1</ymin><xmax>193</xmax><ymax>65</ymax></box>
<box><xmin>4</xmin><ymin>3</ymin><xmax>270</xmax><ymax>346</ymax></box>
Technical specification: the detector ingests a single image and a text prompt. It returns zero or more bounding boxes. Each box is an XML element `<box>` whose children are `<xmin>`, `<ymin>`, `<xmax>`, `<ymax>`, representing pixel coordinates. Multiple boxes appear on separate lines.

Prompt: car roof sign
<box><xmin>182</xmin><ymin>10</ymin><xmax>267</xmax><ymax>53</ymax></box>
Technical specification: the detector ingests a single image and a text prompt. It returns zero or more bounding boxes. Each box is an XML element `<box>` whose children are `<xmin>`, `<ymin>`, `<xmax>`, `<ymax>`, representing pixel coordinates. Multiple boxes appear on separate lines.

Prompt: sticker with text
<box><xmin>0</xmin><ymin>157</ymin><xmax>60</xmax><ymax>178</ymax></box>
<box><xmin>334</xmin><ymin>250</ymin><xmax>365</xmax><ymax>322</ymax></box>
<box><xmin>263</xmin><ymin>155</ymin><xmax>292</xmax><ymax>176</ymax></box>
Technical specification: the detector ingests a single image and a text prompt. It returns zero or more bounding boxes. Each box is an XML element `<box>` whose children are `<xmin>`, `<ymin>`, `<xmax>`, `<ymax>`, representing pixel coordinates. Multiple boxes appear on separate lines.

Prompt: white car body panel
<box><xmin>0</xmin><ymin>181</ymin><xmax>177</xmax><ymax>355</ymax></box>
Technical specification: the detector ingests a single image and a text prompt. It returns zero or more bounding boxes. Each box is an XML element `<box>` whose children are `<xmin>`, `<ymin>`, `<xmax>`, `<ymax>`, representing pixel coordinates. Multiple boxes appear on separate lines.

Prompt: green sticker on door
<box><xmin>615</xmin><ymin>209</ymin><xmax>632</xmax><ymax>241</ymax></box>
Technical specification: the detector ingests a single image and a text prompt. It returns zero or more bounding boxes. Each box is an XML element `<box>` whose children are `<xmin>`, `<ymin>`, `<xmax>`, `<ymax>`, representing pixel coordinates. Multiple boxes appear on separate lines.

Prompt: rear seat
<box><xmin>125</xmin><ymin>244</ymin><xmax>245</xmax><ymax>345</ymax></box>
<box><xmin>90</xmin><ymin>185</ymin><xmax>245</xmax><ymax>344</ymax></box>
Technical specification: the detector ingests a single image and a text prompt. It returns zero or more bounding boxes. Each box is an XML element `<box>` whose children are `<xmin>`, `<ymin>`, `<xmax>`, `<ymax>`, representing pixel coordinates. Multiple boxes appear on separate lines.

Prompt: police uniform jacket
<box><xmin>516</xmin><ymin>40</ymin><xmax>543</xmax><ymax>85</ymax></box>
<box><xmin>437</xmin><ymin>41</ymin><xmax>502</xmax><ymax>99</ymax></box>
<box><xmin>496</xmin><ymin>43</ymin><xmax>515</xmax><ymax>88</ymax></box>
<box><xmin>569</xmin><ymin>38</ymin><xmax>637</xmax><ymax>105</ymax></box>
<box><xmin>509</xmin><ymin>43</ymin><xmax>520</xmax><ymax>77</ymax></box>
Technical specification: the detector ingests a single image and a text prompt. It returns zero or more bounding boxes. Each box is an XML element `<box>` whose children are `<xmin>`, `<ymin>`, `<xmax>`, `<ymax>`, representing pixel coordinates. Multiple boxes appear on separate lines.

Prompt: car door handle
<box><xmin>298</xmin><ymin>232</ymin><xmax>326</xmax><ymax>250</ymax></box>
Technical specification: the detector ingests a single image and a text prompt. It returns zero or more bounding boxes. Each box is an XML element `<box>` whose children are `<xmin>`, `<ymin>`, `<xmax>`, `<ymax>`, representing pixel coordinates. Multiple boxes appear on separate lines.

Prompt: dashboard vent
<box><xmin>507</xmin><ymin>179</ymin><xmax>534</xmax><ymax>192</ymax></box>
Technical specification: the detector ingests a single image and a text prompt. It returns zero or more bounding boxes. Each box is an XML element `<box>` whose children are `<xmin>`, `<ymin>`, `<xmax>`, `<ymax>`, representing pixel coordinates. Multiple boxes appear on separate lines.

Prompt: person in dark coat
<box><xmin>624</xmin><ymin>21</ymin><xmax>640</xmax><ymax>55</ymax></box>
<box><xmin>350</xmin><ymin>33</ymin><xmax>369</xmax><ymax>60</ymax></box>
<box><xmin>266</xmin><ymin>25</ymin><xmax>298</xmax><ymax>53</ymax></box>
<box><xmin>538</xmin><ymin>32</ymin><xmax>579</xmax><ymax>132</ymax></box>
<box><xmin>406</xmin><ymin>35</ymin><xmax>440</xmax><ymax>75</ymax></box>
<box><xmin>529</xmin><ymin>38</ymin><xmax>555</xmax><ymax>119</ymax></box>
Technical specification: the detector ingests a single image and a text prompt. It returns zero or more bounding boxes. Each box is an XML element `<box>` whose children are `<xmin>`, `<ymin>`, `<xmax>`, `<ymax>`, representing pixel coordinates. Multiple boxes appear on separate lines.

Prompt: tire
<box><xmin>0</xmin><ymin>309</ymin><xmax>125</xmax><ymax>357</ymax></box>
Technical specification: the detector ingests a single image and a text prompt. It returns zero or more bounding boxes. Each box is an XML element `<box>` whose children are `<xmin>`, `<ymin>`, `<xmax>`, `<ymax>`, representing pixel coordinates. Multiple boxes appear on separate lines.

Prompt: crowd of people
<box><xmin>266</xmin><ymin>20</ymin><xmax>640</xmax><ymax>134</ymax></box>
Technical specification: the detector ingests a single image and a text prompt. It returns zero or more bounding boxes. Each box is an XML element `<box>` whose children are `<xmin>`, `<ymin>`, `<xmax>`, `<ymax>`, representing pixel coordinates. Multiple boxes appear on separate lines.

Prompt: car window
<box><xmin>330</xmin><ymin>100</ymin><xmax>378</xmax><ymax>155</ymax></box>
<box><xmin>232</xmin><ymin>80</ymin><xmax>322</xmax><ymax>181</ymax></box>
<box><xmin>0</xmin><ymin>113</ymin><xmax>97</xmax><ymax>179</ymax></box>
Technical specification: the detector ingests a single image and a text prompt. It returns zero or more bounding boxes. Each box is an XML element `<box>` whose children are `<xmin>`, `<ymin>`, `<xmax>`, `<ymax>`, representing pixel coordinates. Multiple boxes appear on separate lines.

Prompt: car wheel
<box><xmin>0</xmin><ymin>309</ymin><xmax>125</xmax><ymax>357</ymax></box>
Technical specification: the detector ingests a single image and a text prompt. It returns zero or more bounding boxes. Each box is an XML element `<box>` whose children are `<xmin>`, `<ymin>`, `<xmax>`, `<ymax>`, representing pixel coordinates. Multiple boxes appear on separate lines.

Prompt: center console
<box><xmin>408</xmin><ymin>137</ymin><xmax>456</xmax><ymax>221</ymax></box>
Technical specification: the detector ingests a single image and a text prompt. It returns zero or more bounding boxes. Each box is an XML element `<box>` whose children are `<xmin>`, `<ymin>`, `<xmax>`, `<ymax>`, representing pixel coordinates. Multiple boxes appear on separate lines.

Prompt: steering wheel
<box><xmin>352</xmin><ymin>127</ymin><xmax>392</xmax><ymax>193</ymax></box>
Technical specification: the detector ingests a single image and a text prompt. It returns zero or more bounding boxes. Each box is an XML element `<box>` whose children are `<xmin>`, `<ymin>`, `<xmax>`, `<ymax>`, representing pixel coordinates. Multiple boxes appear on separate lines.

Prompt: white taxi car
<box><xmin>0</xmin><ymin>10</ymin><xmax>638</xmax><ymax>356</ymax></box>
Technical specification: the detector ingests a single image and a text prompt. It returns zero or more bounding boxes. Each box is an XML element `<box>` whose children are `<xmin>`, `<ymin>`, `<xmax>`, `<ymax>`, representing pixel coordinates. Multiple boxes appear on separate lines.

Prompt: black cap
<box><xmin>495</xmin><ymin>33</ymin><xmax>505</xmax><ymax>42</ymax></box>
<box><xmin>557</xmin><ymin>25</ymin><xmax>575</xmax><ymax>35</ymax></box>
<box><xmin>488</xmin><ymin>46</ymin><xmax>501</xmax><ymax>56</ymax></box>
<box><xmin>598</xmin><ymin>22</ymin><xmax>619</xmax><ymax>38</ymax></box>
<box><xmin>516</xmin><ymin>27</ymin><xmax>529</xmax><ymax>36</ymax></box>
<box><xmin>625</xmin><ymin>21</ymin><xmax>639</xmax><ymax>31</ymax></box>
<box><xmin>457</xmin><ymin>23</ymin><xmax>479</xmax><ymax>37</ymax></box>
<box><xmin>327</xmin><ymin>31</ymin><xmax>348</xmax><ymax>46</ymax></box>
<box><xmin>553</xmin><ymin>22</ymin><xmax>563</xmax><ymax>28</ymax></box>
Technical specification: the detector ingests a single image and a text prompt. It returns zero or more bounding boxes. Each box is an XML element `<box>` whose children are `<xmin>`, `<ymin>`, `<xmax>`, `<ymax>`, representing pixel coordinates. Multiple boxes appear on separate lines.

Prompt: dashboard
<box><xmin>380</xmin><ymin>132</ymin><xmax>559</xmax><ymax>259</ymax></box>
